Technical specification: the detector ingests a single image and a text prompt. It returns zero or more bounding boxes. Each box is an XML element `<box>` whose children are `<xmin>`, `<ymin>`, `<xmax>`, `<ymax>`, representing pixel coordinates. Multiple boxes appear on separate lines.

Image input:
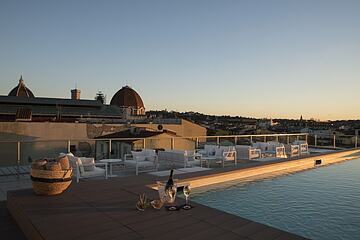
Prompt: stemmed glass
<box><xmin>165</xmin><ymin>184</ymin><xmax>177</xmax><ymax>204</ymax></box>
<box><xmin>183</xmin><ymin>185</ymin><xmax>191</xmax><ymax>209</ymax></box>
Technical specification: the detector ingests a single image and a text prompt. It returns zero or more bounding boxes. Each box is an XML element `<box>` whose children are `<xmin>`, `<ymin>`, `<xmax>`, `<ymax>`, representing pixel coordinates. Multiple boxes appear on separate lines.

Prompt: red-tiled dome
<box><xmin>110</xmin><ymin>86</ymin><xmax>144</xmax><ymax>109</ymax></box>
<box><xmin>8</xmin><ymin>76</ymin><xmax>35</xmax><ymax>98</ymax></box>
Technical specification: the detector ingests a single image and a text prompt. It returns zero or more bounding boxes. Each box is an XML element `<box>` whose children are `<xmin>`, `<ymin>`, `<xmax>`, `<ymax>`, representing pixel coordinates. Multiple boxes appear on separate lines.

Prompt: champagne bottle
<box><xmin>165</xmin><ymin>169</ymin><xmax>174</xmax><ymax>192</ymax></box>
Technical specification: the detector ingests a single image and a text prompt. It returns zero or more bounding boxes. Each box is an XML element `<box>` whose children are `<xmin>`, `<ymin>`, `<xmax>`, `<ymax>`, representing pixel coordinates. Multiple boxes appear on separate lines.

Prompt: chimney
<box><xmin>71</xmin><ymin>89</ymin><xmax>81</xmax><ymax>100</ymax></box>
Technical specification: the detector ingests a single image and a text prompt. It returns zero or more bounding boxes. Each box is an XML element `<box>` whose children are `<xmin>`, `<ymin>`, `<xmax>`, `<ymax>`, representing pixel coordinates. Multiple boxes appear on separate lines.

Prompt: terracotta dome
<box><xmin>110</xmin><ymin>86</ymin><xmax>144</xmax><ymax>109</ymax></box>
<box><xmin>8</xmin><ymin>76</ymin><xmax>35</xmax><ymax>98</ymax></box>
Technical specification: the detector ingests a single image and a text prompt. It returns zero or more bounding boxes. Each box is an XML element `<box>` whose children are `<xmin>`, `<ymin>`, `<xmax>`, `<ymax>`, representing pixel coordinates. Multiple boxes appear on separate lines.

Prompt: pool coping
<box><xmin>148</xmin><ymin>148</ymin><xmax>360</xmax><ymax>189</ymax></box>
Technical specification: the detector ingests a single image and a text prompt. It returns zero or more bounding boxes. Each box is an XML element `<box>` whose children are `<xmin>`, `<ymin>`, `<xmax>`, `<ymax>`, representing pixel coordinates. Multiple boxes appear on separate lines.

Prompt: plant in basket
<box><xmin>31</xmin><ymin>155</ymin><xmax>73</xmax><ymax>196</ymax></box>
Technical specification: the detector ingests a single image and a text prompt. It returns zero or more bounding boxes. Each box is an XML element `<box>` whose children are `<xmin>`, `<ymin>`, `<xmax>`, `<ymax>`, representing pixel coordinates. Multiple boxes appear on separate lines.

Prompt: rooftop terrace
<box><xmin>3</xmin><ymin>148</ymin><xmax>360</xmax><ymax>239</ymax></box>
<box><xmin>7</xmin><ymin>171</ymin><xmax>311</xmax><ymax>240</ymax></box>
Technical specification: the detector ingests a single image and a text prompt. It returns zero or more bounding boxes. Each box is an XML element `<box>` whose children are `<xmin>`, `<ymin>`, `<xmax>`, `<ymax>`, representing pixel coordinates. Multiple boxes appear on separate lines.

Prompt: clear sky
<box><xmin>1</xmin><ymin>0</ymin><xmax>359</xmax><ymax>120</ymax></box>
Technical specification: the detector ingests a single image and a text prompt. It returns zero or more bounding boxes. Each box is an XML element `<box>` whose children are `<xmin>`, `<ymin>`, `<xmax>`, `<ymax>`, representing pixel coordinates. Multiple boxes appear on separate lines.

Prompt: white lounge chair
<box><xmin>158</xmin><ymin>150</ymin><xmax>201</xmax><ymax>169</ymax></box>
<box><xmin>124</xmin><ymin>149</ymin><xmax>158</xmax><ymax>175</ymax></box>
<box><xmin>235</xmin><ymin>145</ymin><xmax>261</xmax><ymax>160</ymax></box>
<box><xmin>61</xmin><ymin>153</ymin><xmax>108</xmax><ymax>183</ymax></box>
<box><xmin>200</xmin><ymin>146</ymin><xmax>237</xmax><ymax>167</ymax></box>
<box><xmin>267</xmin><ymin>141</ymin><xmax>287</xmax><ymax>158</ymax></box>
<box><xmin>184</xmin><ymin>150</ymin><xmax>202</xmax><ymax>167</ymax></box>
<box><xmin>196</xmin><ymin>144</ymin><xmax>217</xmax><ymax>157</ymax></box>
<box><xmin>252</xmin><ymin>142</ymin><xmax>287</xmax><ymax>158</ymax></box>
<box><xmin>285</xmin><ymin>144</ymin><xmax>300</xmax><ymax>158</ymax></box>
<box><xmin>293</xmin><ymin>140</ymin><xmax>309</xmax><ymax>155</ymax></box>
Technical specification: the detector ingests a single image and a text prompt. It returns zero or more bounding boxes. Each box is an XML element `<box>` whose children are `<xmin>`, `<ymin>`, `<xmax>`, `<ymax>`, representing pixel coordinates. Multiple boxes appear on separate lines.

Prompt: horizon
<box><xmin>1</xmin><ymin>0</ymin><xmax>360</xmax><ymax>121</ymax></box>
<box><xmin>0</xmin><ymin>78</ymin><xmax>357</xmax><ymax>122</ymax></box>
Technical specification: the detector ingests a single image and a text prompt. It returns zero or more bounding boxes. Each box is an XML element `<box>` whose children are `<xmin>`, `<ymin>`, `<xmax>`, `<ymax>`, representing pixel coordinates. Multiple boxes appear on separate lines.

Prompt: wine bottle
<box><xmin>165</xmin><ymin>169</ymin><xmax>174</xmax><ymax>191</ymax></box>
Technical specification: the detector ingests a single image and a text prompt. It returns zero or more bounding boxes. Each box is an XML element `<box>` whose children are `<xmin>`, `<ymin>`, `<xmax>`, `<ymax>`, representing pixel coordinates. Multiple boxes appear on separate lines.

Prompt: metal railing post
<box><xmin>108</xmin><ymin>139</ymin><xmax>112</xmax><ymax>158</ymax></box>
<box><xmin>287</xmin><ymin>135</ymin><xmax>290</xmax><ymax>144</ymax></box>
<box><xmin>216</xmin><ymin>137</ymin><xmax>220</xmax><ymax>146</ymax></box>
<box><xmin>296</xmin><ymin>135</ymin><xmax>299</xmax><ymax>141</ymax></box>
<box><xmin>275</xmin><ymin>135</ymin><xmax>279</xmax><ymax>142</ymax></box>
<box><xmin>67</xmin><ymin>140</ymin><xmax>71</xmax><ymax>153</ymax></box>
<box><xmin>333</xmin><ymin>135</ymin><xmax>336</xmax><ymax>149</ymax></box>
<box><xmin>143</xmin><ymin>138</ymin><xmax>146</xmax><ymax>149</ymax></box>
<box><xmin>250</xmin><ymin>136</ymin><xmax>253</xmax><ymax>143</ymax></box>
<box><xmin>171</xmin><ymin>138</ymin><xmax>174</xmax><ymax>150</ymax></box>
<box><xmin>264</xmin><ymin>136</ymin><xmax>266</xmax><ymax>142</ymax></box>
<box><xmin>196</xmin><ymin>137</ymin><xmax>199</xmax><ymax>149</ymax></box>
<box><xmin>17</xmin><ymin>141</ymin><xmax>20</xmax><ymax>178</ymax></box>
<box><xmin>234</xmin><ymin>136</ymin><xmax>238</xmax><ymax>145</ymax></box>
<box><xmin>355</xmin><ymin>135</ymin><xmax>358</xmax><ymax>148</ymax></box>
<box><xmin>315</xmin><ymin>135</ymin><xmax>317</xmax><ymax>147</ymax></box>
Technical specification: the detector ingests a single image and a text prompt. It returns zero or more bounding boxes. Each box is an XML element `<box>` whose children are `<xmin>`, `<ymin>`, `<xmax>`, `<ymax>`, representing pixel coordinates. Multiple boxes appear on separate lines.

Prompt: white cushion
<box><xmin>197</xmin><ymin>149</ymin><xmax>207</xmax><ymax>155</ymax></box>
<box><xmin>80</xmin><ymin>157</ymin><xmax>94</xmax><ymax>165</ymax></box>
<box><xmin>80</xmin><ymin>157</ymin><xmax>95</xmax><ymax>171</ymax></box>
<box><xmin>145</xmin><ymin>156</ymin><xmax>155</xmax><ymax>161</ymax></box>
<box><xmin>142</xmin><ymin>149</ymin><xmax>156</xmax><ymax>157</ymax></box>
<box><xmin>252</xmin><ymin>142</ymin><xmax>269</xmax><ymax>152</ymax></box>
<box><xmin>59</xmin><ymin>152</ymin><xmax>74</xmax><ymax>158</ymax></box>
<box><xmin>215</xmin><ymin>147</ymin><xmax>224</xmax><ymax>157</ymax></box>
<box><xmin>187</xmin><ymin>159</ymin><xmax>200</xmax><ymax>167</ymax></box>
<box><xmin>204</xmin><ymin>145</ymin><xmax>216</xmax><ymax>155</ymax></box>
<box><xmin>131</xmin><ymin>151</ymin><xmax>146</xmax><ymax>161</ymax></box>
<box><xmin>81</xmin><ymin>167</ymin><xmax>105</xmax><ymax>178</ymax></box>
<box><xmin>219</xmin><ymin>146</ymin><xmax>232</xmax><ymax>152</ymax></box>
<box><xmin>66</xmin><ymin>154</ymin><xmax>84</xmax><ymax>174</ymax></box>
<box><xmin>236</xmin><ymin>145</ymin><xmax>251</xmax><ymax>150</ymax></box>
<box><xmin>59</xmin><ymin>152</ymin><xmax>66</xmax><ymax>157</ymax></box>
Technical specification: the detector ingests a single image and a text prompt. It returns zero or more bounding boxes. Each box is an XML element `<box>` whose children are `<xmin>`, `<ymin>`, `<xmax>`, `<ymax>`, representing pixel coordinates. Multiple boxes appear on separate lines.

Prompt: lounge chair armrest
<box><xmin>250</xmin><ymin>148</ymin><xmax>261</xmax><ymax>154</ymax></box>
<box><xmin>222</xmin><ymin>150</ymin><xmax>233</xmax><ymax>155</ymax></box>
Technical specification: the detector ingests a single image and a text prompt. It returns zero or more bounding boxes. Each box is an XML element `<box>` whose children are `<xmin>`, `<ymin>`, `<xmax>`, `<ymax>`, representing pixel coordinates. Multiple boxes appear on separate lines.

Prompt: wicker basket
<box><xmin>31</xmin><ymin>168</ymin><xmax>73</xmax><ymax>195</ymax></box>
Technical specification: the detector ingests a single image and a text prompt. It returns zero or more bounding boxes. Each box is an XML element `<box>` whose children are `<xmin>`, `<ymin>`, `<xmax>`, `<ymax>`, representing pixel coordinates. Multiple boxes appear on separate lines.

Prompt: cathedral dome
<box><xmin>8</xmin><ymin>76</ymin><xmax>35</xmax><ymax>98</ymax></box>
<box><xmin>110</xmin><ymin>86</ymin><xmax>144</xmax><ymax>108</ymax></box>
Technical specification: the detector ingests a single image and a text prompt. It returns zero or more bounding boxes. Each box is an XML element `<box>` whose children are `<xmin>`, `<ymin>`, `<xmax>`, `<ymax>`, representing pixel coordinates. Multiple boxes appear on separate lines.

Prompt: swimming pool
<box><xmin>191</xmin><ymin>158</ymin><xmax>360</xmax><ymax>240</ymax></box>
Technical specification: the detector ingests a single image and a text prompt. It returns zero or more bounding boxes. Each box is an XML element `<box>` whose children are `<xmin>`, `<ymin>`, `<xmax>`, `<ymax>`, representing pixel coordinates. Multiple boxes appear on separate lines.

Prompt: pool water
<box><xmin>191</xmin><ymin>159</ymin><xmax>360</xmax><ymax>240</ymax></box>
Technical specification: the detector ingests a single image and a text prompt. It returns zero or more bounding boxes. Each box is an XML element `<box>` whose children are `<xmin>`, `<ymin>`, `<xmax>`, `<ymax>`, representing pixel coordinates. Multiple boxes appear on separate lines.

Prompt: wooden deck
<box><xmin>0</xmin><ymin>201</ymin><xmax>26</xmax><ymax>239</ymax></box>
<box><xmin>6</xmin><ymin>173</ymin><xmax>308</xmax><ymax>240</ymax></box>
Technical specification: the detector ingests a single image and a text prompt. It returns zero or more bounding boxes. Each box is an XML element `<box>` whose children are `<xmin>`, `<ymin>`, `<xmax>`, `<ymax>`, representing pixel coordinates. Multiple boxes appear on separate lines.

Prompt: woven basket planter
<box><xmin>31</xmin><ymin>168</ymin><xmax>73</xmax><ymax>196</ymax></box>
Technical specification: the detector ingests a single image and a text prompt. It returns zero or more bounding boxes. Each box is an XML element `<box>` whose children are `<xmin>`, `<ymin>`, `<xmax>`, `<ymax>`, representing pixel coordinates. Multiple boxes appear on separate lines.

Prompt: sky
<box><xmin>0</xmin><ymin>0</ymin><xmax>359</xmax><ymax>120</ymax></box>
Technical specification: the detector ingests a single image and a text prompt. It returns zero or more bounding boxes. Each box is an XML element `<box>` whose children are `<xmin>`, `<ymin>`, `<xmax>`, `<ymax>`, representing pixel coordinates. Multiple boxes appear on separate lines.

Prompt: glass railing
<box><xmin>1</xmin><ymin>132</ymin><xmax>357</xmax><ymax>177</ymax></box>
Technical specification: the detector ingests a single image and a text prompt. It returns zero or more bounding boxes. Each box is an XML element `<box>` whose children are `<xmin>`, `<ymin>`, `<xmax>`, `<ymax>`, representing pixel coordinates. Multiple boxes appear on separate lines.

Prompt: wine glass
<box><xmin>165</xmin><ymin>184</ymin><xmax>177</xmax><ymax>203</ymax></box>
<box><xmin>183</xmin><ymin>185</ymin><xmax>191</xmax><ymax>206</ymax></box>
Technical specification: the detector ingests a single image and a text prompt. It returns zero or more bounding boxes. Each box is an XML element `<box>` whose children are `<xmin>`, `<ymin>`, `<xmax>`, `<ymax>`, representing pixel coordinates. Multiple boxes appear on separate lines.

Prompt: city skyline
<box><xmin>1</xmin><ymin>0</ymin><xmax>360</xmax><ymax>120</ymax></box>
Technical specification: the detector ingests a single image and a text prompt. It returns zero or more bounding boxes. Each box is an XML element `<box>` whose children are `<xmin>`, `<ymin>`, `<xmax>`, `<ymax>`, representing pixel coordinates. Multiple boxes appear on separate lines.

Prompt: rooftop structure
<box><xmin>71</xmin><ymin>88</ymin><xmax>81</xmax><ymax>100</ymax></box>
<box><xmin>110</xmin><ymin>86</ymin><xmax>145</xmax><ymax>116</ymax></box>
<box><xmin>8</xmin><ymin>76</ymin><xmax>35</xmax><ymax>98</ymax></box>
<box><xmin>1</xmin><ymin>78</ymin><xmax>148</xmax><ymax>122</ymax></box>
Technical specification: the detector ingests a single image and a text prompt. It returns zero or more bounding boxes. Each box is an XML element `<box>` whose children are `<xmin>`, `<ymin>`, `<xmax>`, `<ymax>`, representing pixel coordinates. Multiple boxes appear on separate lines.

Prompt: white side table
<box><xmin>99</xmin><ymin>159</ymin><xmax>123</xmax><ymax>177</ymax></box>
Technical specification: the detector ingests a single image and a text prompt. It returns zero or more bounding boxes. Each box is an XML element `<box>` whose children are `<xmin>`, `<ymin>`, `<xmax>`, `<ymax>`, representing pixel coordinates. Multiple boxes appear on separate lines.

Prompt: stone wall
<box><xmin>0</xmin><ymin>122</ymin><xmax>89</xmax><ymax>141</ymax></box>
<box><xmin>0</xmin><ymin>120</ymin><xmax>205</xmax><ymax>166</ymax></box>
